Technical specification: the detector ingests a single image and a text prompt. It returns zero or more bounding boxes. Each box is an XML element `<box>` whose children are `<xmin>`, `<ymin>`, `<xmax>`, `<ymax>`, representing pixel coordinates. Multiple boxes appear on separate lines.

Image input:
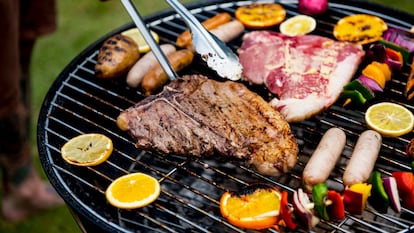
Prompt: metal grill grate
<box><xmin>38</xmin><ymin>0</ymin><xmax>414</xmax><ymax>232</ymax></box>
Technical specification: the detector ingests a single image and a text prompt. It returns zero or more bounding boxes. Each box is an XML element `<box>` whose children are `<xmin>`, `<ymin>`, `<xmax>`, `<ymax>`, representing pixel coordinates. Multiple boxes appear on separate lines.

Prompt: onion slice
<box><xmin>293</xmin><ymin>189</ymin><xmax>318</xmax><ymax>230</ymax></box>
<box><xmin>383</xmin><ymin>28</ymin><xmax>414</xmax><ymax>53</ymax></box>
<box><xmin>298</xmin><ymin>0</ymin><xmax>328</xmax><ymax>16</ymax></box>
<box><xmin>382</xmin><ymin>177</ymin><xmax>401</xmax><ymax>213</ymax></box>
<box><xmin>358</xmin><ymin>75</ymin><xmax>383</xmax><ymax>92</ymax></box>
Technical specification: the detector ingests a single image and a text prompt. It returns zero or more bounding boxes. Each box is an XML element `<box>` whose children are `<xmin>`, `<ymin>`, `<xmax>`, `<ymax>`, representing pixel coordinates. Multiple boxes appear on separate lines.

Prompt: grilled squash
<box><xmin>333</xmin><ymin>14</ymin><xmax>387</xmax><ymax>45</ymax></box>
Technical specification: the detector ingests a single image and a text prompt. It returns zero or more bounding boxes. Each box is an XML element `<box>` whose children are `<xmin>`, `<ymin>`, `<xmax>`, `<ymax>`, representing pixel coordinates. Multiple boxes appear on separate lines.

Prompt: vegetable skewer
<box><xmin>404</xmin><ymin>59</ymin><xmax>414</xmax><ymax>100</ymax></box>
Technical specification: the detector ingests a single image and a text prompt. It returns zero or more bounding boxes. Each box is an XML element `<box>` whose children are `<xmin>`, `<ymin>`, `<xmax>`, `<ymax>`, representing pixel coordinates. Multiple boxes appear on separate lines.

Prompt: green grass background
<box><xmin>0</xmin><ymin>0</ymin><xmax>412</xmax><ymax>232</ymax></box>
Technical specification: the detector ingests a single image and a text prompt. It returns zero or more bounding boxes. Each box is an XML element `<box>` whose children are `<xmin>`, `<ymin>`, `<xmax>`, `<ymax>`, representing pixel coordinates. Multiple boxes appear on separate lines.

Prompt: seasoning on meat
<box><xmin>117</xmin><ymin>75</ymin><xmax>298</xmax><ymax>176</ymax></box>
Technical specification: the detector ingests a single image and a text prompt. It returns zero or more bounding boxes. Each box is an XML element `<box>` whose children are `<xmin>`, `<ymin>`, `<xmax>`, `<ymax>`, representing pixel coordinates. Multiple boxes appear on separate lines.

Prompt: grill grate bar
<box><xmin>120</xmin><ymin>213</ymin><xmax>176</xmax><ymax>233</ymax></box>
<box><xmin>37</xmin><ymin>1</ymin><xmax>414</xmax><ymax>232</ymax></box>
<box><xmin>366</xmin><ymin>209</ymin><xmax>411</xmax><ymax>229</ymax></box>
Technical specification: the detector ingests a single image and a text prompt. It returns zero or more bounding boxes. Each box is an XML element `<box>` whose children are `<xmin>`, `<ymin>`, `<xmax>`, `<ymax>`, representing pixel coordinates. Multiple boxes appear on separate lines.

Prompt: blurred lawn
<box><xmin>0</xmin><ymin>0</ymin><xmax>412</xmax><ymax>232</ymax></box>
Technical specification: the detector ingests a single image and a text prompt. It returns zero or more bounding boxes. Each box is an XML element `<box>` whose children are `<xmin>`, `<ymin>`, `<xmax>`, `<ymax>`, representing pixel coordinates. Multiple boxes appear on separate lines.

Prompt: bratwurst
<box><xmin>343</xmin><ymin>130</ymin><xmax>382</xmax><ymax>186</ymax></box>
<box><xmin>302</xmin><ymin>128</ymin><xmax>346</xmax><ymax>191</ymax></box>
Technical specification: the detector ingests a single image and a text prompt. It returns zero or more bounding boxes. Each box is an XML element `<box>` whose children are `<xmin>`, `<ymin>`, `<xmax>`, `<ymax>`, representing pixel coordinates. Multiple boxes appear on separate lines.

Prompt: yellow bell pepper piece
<box><xmin>362</xmin><ymin>63</ymin><xmax>387</xmax><ymax>89</ymax></box>
<box><xmin>372</xmin><ymin>61</ymin><xmax>392</xmax><ymax>81</ymax></box>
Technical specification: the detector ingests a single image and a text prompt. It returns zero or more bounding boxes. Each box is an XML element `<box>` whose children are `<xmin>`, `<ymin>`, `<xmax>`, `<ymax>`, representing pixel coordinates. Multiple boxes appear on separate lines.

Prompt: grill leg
<box><xmin>68</xmin><ymin>206</ymin><xmax>116</xmax><ymax>233</ymax></box>
<box><xmin>68</xmin><ymin>207</ymin><xmax>88</xmax><ymax>233</ymax></box>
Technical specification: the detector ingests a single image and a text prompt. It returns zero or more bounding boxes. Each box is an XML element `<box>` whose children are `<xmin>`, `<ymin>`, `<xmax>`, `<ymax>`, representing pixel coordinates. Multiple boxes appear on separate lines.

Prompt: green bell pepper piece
<box><xmin>312</xmin><ymin>183</ymin><xmax>329</xmax><ymax>220</ymax></box>
<box><xmin>338</xmin><ymin>90</ymin><xmax>367</xmax><ymax>107</ymax></box>
<box><xmin>344</xmin><ymin>79</ymin><xmax>375</xmax><ymax>101</ymax></box>
<box><xmin>367</xmin><ymin>171</ymin><xmax>390</xmax><ymax>213</ymax></box>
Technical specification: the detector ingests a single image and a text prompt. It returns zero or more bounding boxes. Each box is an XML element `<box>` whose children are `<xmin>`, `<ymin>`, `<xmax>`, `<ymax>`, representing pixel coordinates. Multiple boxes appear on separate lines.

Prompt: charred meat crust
<box><xmin>118</xmin><ymin>75</ymin><xmax>298</xmax><ymax>176</ymax></box>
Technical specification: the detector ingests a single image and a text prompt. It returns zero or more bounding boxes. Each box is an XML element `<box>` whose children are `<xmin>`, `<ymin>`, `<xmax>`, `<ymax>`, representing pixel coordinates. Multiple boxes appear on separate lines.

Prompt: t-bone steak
<box><xmin>117</xmin><ymin>75</ymin><xmax>298</xmax><ymax>176</ymax></box>
<box><xmin>238</xmin><ymin>31</ymin><xmax>365</xmax><ymax>122</ymax></box>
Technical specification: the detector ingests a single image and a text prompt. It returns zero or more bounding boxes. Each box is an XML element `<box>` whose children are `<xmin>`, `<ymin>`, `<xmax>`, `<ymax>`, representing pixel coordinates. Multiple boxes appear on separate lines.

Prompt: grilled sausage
<box><xmin>126</xmin><ymin>44</ymin><xmax>177</xmax><ymax>88</ymax></box>
<box><xmin>343</xmin><ymin>130</ymin><xmax>382</xmax><ymax>187</ymax></box>
<box><xmin>141</xmin><ymin>49</ymin><xmax>194</xmax><ymax>96</ymax></box>
<box><xmin>176</xmin><ymin>12</ymin><xmax>232</xmax><ymax>48</ymax></box>
<box><xmin>210</xmin><ymin>20</ymin><xmax>245</xmax><ymax>43</ymax></box>
<box><xmin>186</xmin><ymin>20</ymin><xmax>246</xmax><ymax>53</ymax></box>
<box><xmin>302</xmin><ymin>128</ymin><xmax>346</xmax><ymax>192</ymax></box>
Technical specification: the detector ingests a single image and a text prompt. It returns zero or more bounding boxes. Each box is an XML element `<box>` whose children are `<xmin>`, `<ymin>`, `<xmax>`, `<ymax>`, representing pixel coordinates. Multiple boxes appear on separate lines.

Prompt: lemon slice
<box><xmin>121</xmin><ymin>28</ymin><xmax>159</xmax><ymax>53</ymax></box>
<box><xmin>61</xmin><ymin>133</ymin><xmax>113</xmax><ymax>166</ymax></box>
<box><xmin>365</xmin><ymin>102</ymin><xmax>414</xmax><ymax>137</ymax></box>
<box><xmin>280</xmin><ymin>15</ymin><xmax>316</xmax><ymax>36</ymax></box>
<box><xmin>106</xmin><ymin>173</ymin><xmax>161</xmax><ymax>209</ymax></box>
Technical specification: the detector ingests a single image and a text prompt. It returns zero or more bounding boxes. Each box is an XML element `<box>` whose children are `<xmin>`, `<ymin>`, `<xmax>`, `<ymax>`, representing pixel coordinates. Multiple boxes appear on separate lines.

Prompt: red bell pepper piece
<box><xmin>280</xmin><ymin>191</ymin><xmax>297</xmax><ymax>230</ymax></box>
<box><xmin>392</xmin><ymin>172</ymin><xmax>414</xmax><ymax>210</ymax></box>
<box><xmin>327</xmin><ymin>190</ymin><xmax>345</xmax><ymax>220</ymax></box>
<box><xmin>343</xmin><ymin>183</ymin><xmax>371</xmax><ymax>215</ymax></box>
<box><xmin>385</xmin><ymin>48</ymin><xmax>403</xmax><ymax>71</ymax></box>
<box><xmin>343</xmin><ymin>189</ymin><xmax>363</xmax><ymax>215</ymax></box>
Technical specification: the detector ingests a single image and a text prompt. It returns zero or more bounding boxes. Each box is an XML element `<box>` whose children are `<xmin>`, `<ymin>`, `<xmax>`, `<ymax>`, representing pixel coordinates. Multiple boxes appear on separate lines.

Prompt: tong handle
<box><xmin>121</xmin><ymin>0</ymin><xmax>177</xmax><ymax>80</ymax></box>
<box><xmin>165</xmin><ymin>0</ymin><xmax>226</xmax><ymax>58</ymax></box>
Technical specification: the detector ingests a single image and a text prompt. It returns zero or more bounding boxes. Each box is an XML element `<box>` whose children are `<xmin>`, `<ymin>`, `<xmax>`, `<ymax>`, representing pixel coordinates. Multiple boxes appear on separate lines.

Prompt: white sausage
<box><xmin>126</xmin><ymin>44</ymin><xmax>176</xmax><ymax>88</ymax></box>
<box><xmin>210</xmin><ymin>20</ymin><xmax>245</xmax><ymax>43</ymax></box>
<box><xmin>343</xmin><ymin>130</ymin><xmax>382</xmax><ymax>187</ymax></box>
<box><xmin>186</xmin><ymin>20</ymin><xmax>245</xmax><ymax>52</ymax></box>
<box><xmin>302</xmin><ymin>128</ymin><xmax>346</xmax><ymax>192</ymax></box>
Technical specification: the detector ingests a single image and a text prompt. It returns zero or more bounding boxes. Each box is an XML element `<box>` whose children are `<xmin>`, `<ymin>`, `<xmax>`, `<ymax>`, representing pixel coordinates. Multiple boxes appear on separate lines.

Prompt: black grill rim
<box><xmin>37</xmin><ymin>0</ymin><xmax>414</xmax><ymax>232</ymax></box>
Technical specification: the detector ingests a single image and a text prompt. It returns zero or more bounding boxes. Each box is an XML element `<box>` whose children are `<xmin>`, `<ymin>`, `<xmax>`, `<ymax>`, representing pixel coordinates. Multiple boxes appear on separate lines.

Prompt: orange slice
<box><xmin>365</xmin><ymin>102</ymin><xmax>414</xmax><ymax>137</ymax></box>
<box><xmin>106</xmin><ymin>173</ymin><xmax>161</xmax><ymax>209</ymax></box>
<box><xmin>333</xmin><ymin>14</ymin><xmax>387</xmax><ymax>44</ymax></box>
<box><xmin>220</xmin><ymin>184</ymin><xmax>282</xmax><ymax>229</ymax></box>
<box><xmin>61</xmin><ymin>133</ymin><xmax>113</xmax><ymax>166</ymax></box>
<box><xmin>235</xmin><ymin>3</ymin><xmax>286</xmax><ymax>29</ymax></box>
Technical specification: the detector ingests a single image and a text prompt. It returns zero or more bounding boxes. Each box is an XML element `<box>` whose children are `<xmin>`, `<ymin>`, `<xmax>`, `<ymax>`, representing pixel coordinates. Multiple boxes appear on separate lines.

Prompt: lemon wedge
<box><xmin>61</xmin><ymin>133</ymin><xmax>113</xmax><ymax>166</ymax></box>
<box><xmin>121</xmin><ymin>28</ymin><xmax>159</xmax><ymax>53</ymax></box>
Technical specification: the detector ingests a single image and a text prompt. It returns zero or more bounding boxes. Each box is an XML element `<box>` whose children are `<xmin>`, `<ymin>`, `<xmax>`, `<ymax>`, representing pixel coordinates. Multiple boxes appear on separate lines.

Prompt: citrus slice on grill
<box><xmin>220</xmin><ymin>184</ymin><xmax>282</xmax><ymax>230</ymax></box>
<box><xmin>365</xmin><ymin>102</ymin><xmax>414</xmax><ymax>137</ymax></box>
<box><xmin>235</xmin><ymin>3</ymin><xmax>286</xmax><ymax>29</ymax></box>
<box><xmin>333</xmin><ymin>14</ymin><xmax>387</xmax><ymax>44</ymax></box>
<box><xmin>106</xmin><ymin>173</ymin><xmax>161</xmax><ymax>209</ymax></box>
<box><xmin>121</xmin><ymin>28</ymin><xmax>159</xmax><ymax>53</ymax></box>
<box><xmin>61</xmin><ymin>133</ymin><xmax>113</xmax><ymax>166</ymax></box>
<box><xmin>280</xmin><ymin>15</ymin><xmax>316</xmax><ymax>36</ymax></box>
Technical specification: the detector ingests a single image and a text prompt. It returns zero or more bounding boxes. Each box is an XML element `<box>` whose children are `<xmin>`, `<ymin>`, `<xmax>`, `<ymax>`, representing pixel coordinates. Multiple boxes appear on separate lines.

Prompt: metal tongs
<box><xmin>120</xmin><ymin>0</ymin><xmax>243</xmax><ymax>81</ymax></box>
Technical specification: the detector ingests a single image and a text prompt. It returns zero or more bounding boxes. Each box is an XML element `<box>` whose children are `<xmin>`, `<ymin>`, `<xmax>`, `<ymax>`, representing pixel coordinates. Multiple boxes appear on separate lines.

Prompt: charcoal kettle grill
<box><xmin>38</xmin><ymin>0</ymin><xmax>414</xmax><ymax>232</ymax></box>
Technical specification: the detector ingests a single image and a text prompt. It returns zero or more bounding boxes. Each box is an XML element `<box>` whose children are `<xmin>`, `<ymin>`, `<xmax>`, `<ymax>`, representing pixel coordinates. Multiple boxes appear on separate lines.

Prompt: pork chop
<box><xmin>117</xmin><ymin>75</ymin><xmax>298</xmax><ymax>176</ymax></box>
<box><xmin>238</xmin><ymin>31</ymin><xmax>365</xmax><ymax>122</ymax></box>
